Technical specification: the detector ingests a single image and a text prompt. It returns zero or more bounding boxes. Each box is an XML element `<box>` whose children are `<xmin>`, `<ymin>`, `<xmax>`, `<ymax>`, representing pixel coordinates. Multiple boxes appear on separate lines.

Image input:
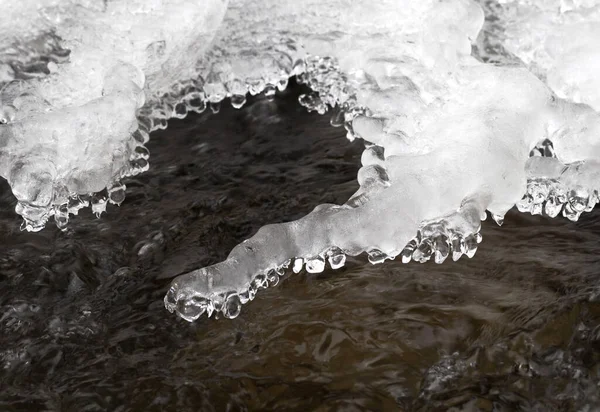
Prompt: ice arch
<box><xmin>1</xmin><ymin>0</ymin><xmax>599</xmax><ymax>321</ymax></box>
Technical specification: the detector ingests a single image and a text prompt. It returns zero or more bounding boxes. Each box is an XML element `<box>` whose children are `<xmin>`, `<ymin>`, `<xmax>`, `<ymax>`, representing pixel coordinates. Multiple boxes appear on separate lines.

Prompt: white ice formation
<box><xmin>1</xmin><ymin>0</ymin><xmax>599</xmax><ymax>321</ymax></box>
<box><xmin>0</xmin><ymin>0</ymin><xmax>228</xmax><ymax>230</ymax></box>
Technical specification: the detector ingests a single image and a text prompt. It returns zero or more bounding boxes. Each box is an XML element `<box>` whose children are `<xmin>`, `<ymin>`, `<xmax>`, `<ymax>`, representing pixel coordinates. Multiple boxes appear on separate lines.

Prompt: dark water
<box><xmin>1</xmin><ymin>82</ymin><xmax>600</xmax><ymax>412</ymax></box>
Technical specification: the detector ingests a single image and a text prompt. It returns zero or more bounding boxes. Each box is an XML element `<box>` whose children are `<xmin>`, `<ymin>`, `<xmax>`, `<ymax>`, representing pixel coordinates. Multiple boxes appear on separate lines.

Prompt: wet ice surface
<box><xmin>2</xmin><ymin>83</ymin><xmax>600</xmax><ymax>411</ymax></box>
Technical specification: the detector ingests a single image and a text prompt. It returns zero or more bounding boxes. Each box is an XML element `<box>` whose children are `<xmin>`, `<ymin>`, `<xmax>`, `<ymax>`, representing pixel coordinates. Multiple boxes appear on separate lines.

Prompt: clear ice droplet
<box><xmin>367</xmin><ymin>249</ymin><xmax>388</xmax><ymax>264</ymax></box>
<box><xmin>305</xmin><ymin>256</ymin><xmax>325</xmax><ymax>273</ymax></box>
<box><xmin>293</xmin><ymin>258</ymin><xmax>303</xmax><ymax>273</ymax></box>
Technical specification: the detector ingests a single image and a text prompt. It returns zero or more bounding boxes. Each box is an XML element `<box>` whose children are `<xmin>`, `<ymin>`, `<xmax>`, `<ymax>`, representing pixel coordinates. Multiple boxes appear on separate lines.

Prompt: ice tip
<box><xmin>163</xmin><ymin>281</ymin><xmax>211</xmax><ymax>322</ymax></box>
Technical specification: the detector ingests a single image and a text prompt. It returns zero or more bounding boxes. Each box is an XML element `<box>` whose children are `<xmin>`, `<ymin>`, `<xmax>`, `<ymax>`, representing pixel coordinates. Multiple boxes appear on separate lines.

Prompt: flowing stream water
<box><xmin>1</xmin><ymin>81</ymin><xmax>600</xmax><ymax>411</ymax></box>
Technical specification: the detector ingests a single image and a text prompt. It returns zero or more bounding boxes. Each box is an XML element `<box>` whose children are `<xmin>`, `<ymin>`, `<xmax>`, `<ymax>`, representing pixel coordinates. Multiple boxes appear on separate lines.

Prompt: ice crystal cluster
<box><xmin>1</xmin><ymin>0</ymin><xmax>599</xmax><ymax>321</ymax></box>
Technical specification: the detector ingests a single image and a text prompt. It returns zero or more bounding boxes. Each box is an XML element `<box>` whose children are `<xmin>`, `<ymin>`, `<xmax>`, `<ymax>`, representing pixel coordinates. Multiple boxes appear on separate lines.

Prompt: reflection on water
<box><xmin>1</xmin><ymin>81</ymin><xmax>600</xmax><ymax>411</ymax></box>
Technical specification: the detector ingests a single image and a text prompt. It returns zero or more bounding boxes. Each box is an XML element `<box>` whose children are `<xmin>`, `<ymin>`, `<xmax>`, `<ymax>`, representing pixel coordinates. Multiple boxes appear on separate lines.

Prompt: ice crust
<box><xmin>491</xmin><ymin>0</ymin><xmax>600</xmax><ymax>110</ymax></box>
<box><xmin>1</xmin><ymin>0</ymin><xmax>599</xmax><ymax>321</ymax></box>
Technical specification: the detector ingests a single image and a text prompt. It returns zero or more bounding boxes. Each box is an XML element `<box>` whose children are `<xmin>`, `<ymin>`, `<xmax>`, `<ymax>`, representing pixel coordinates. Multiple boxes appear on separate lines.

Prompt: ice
<box><xmin>1</xmin><ymin>0</ymin><xmax>228</xmax><ymax>230</ymax></box>
<box><xmin>2</xmin><ymin>0</ymin><xmax>600</xmax><ymax>321</ymax></box>
<box><xmin>485</xmin><ymin>0</ymin><xmax>600</xmax><ymax>110</ymax></box>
